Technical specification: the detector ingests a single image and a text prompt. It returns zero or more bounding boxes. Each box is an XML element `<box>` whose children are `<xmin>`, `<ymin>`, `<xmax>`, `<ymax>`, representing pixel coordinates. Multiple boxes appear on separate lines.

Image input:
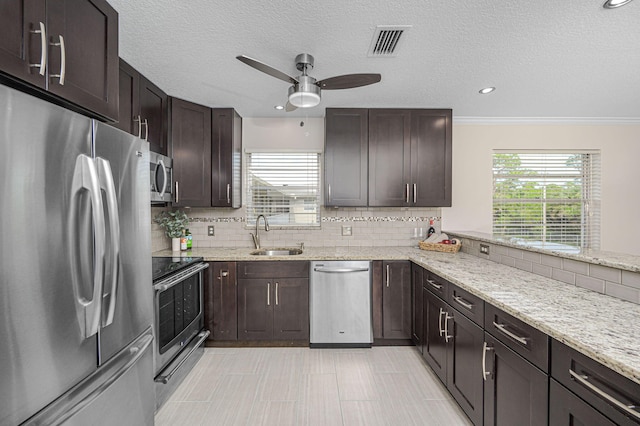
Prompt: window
<box><xmin>492</xmin><ymin>151</ymin><xmax>601</xmax><ymax>251</ymax></box>
<box><xmin>245</xmin><ymin>151</ymin><xmax>321</xmax><ymax>227</ymax></box>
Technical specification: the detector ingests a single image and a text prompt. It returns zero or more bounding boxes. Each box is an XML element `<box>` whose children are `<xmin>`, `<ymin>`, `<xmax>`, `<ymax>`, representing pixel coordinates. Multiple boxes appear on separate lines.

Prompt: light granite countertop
<box><xmin>448</xmin><ymin>230</ymin><xmax>640</xmax><ymax>273</ymax></box>
<box><xmin>154</xmin><ymin>245</ymin><xmax>640</xmax><ymax>385</ymax></box>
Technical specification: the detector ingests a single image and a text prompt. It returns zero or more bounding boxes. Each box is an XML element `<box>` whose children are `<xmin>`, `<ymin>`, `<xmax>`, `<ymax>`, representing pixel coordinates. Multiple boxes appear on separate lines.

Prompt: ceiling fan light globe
<box><xmin>288</xmin><ymin>91</ymin><xmax>321</xmax><ymax>108</ymax></box>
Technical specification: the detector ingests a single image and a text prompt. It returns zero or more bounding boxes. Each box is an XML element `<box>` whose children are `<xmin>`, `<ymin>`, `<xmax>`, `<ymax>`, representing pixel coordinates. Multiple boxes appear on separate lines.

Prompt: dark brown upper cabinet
<box><xmin>211</xmin><ymin>109</ymin><xmax>242</xmax><ymax>208</ymax></box>
<box><xmin>114</xmin><ymin>59</ymin><xmax>168</xmax><ymax>155</ymax></box>
<box><xmin>324</xmin><ymin>108</ymin><xmax>452</xmax><ymax>207</ymax></box>
<box><xmin>170</xmin><ymin>97</ymin><xmax>212</xmax><ymax>207</ymax></box>
<box><xmin>0</xmin><ymin>0</ymin><xmax>118</xmax><ymax>121</ymax></box>
<box><xmin>324</xmin><ymin>108</ymin><xmax>369</xmax><ymax>207</ymax></box>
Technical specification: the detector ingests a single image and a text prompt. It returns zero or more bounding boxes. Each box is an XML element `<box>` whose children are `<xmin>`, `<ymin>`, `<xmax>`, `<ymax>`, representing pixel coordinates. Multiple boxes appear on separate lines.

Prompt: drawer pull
<box><xmin>482</xmin><ymin>341</ymin><xmax>494</xmax><ymax>381</ymax></box>
<box><xmin>438</xmin><ymin>308</ymin><xmax>446</xmax><ymax>336</ymax></box>
<box><xmin>492</xmin><ymin>321</ymin><xmax>528</xmax><ymax>345</ymax></box>
<box><xmin>453</xmin><ymin>295</ymin><xmax>474</xmax><ymax>310</ymax></box>
<box><xmin>569</xmin><ymin>369</ymin><xmax>640</xmax><ymax>421</ymax></box>
<box><xmin>426</xmin><ymin>279</ymin><xmax>442</xmax><ymax>290</ymax></box>
<box><xmin>444</xmin><ymin>312</ymin><xmax>453</xmax><ymax>342</ymax></box>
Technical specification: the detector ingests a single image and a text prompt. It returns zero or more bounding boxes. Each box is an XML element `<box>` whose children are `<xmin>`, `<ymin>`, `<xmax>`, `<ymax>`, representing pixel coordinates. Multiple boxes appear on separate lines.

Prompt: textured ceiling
<box><xmin>109</xmin><ymin>0</ymin><xmax>640</xmax><ymax>120</ymax></box>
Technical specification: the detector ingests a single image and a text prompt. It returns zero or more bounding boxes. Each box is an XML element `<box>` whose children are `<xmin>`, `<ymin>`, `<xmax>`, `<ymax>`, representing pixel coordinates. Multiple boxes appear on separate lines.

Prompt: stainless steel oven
<box><xmin>152</xmin><ymin>257</ymin><xmax>210</xmax><ymax>409</ymax></box>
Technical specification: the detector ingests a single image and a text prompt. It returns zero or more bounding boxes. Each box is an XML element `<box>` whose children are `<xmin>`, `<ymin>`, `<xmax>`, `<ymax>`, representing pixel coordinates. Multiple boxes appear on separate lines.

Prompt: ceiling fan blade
<box><xmin>317</xmin><ymin>73</ymin><xmax>381</xmax><ymax>90</ymax></box>
<box><xmin>236</xmin><ymin>55</ymin><xmax>298</xmax><ymax>85</ymax></box>
<box><xmin>285</xmin><ymin>101</ymin><xmax>297</xmax><ymax>112</ymax></box>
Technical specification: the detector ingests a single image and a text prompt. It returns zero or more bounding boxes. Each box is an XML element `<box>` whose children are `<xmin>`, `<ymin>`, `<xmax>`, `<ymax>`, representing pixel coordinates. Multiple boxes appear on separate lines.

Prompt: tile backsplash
<box><xmin>151</xmin><ymin>206</ymin><xmax>441</xmax><ymax>252</ymax></box>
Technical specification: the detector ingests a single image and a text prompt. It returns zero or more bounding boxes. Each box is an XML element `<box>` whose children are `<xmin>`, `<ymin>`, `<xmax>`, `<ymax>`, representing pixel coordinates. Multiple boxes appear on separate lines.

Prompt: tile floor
<box><xmin>155</xmin><ymin>346</ymin><xmax>473</xmax><ymax>426</ymax></box>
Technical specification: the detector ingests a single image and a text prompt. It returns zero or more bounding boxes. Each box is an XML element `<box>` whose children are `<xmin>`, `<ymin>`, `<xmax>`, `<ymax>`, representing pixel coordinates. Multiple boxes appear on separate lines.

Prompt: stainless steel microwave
<box><xmin>150</xmin><ymin>151</ymin><xmax>173</xmax><ymax>204</ymax></box>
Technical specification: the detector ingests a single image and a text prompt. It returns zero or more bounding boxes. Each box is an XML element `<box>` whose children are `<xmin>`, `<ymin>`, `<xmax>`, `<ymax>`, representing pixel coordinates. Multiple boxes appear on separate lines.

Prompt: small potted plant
<box><xmin>154</xmin><ymin>210</ymin><xmax>189</xmax><ymax>251</ymax></box>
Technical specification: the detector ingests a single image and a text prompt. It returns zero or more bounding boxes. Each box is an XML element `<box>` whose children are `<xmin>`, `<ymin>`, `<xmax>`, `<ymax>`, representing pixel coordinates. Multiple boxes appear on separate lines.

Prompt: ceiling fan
<box><xmin>236</xmin><ymin>53</ymin><xmax>381</xmax><ymax>111</ymax></box>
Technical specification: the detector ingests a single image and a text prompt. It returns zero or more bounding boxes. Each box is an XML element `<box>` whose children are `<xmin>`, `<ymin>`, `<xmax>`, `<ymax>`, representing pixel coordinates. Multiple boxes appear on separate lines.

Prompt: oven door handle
<box><xmin>153</xmin><ymin>262</ymin><xmax>209</xmax><ymax>292</ymax></box>
<box><xmin>155</xmin><ymin>330</ymin><xmax>210</xmax><ymax>384</ymax></box>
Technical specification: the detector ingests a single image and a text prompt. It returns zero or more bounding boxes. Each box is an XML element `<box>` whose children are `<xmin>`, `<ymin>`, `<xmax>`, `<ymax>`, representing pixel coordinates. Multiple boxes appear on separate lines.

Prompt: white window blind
<box><xmin>492</xmin><ymin>151</ymin><xmax>601</xmax><ymax>251</ymax></box>
<box><xmin>245</xmin><ymin>152</ymin><xmax>321</xmax><ymax>227</ymax></box>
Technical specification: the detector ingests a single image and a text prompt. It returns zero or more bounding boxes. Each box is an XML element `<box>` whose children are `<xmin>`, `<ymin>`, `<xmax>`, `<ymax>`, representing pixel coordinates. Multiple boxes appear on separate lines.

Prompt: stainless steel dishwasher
<box><xmin>310</xmin><ymin>260</ymin><xmax>373</xmax><ymax>348</ymax></box>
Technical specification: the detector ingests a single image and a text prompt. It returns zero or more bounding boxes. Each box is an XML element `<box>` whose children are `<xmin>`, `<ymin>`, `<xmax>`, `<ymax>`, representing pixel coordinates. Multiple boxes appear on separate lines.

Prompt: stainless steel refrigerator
<box><xmin>0</xmin><ymin>85</ymin><xmax>155</xmax><ymax>426</ymax></box>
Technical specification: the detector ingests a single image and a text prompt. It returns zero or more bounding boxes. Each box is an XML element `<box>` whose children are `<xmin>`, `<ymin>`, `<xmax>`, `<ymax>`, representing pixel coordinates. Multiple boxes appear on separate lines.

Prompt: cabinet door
<box><xmin>140</xmin><ymin>75</ymin><xmax>168</xmax><ymax>155</ymax></box>
<box><xmin>410</xmin><ymin>109</ymin><xmax>452</xmax><ymax>207</ymax></box>
<box><xmin>368</xmin><ymin>109</ymin><xmax>411</xmax><ymax>206</ymax></box>
<box><xmin>273</xmin><ymin>278</ymin><xmax>309</xmax><ymax>340</ymax></box>
<box><xmin>211</xmin><ymin>108</ymin><xmax>241</xmax><ymax>208</ymax></box>
<box><xmin>483</xmin><ymin>333</ymin><xmax>548</xmax><ymax>426</ymax></box>
<box><xmin>324</xmin><ymin>108</ymin><xmax>368</xmax><ymax>206</ymax></box>
<box><xmin>210</xmin><ymin>262</ymin><xmax>237</xmax><ymax>340</ymax></box>
<box><xmin>171</xmin><ymin>98</ymin><xmax>212</xmax><ymax>207</ymax></box>
<box><xmin>422</xmin><ymin>289</ymin><xmax>448</xmax><ymax>383</ymax></box>
<box><xmin>447</xmin><ymin>309</ymin><xmax>484</xmax><ymax>426</ymax></box>
<box><xmin>411</xmin><ymin>264</ymin><xmax>423</xmax><ymax>349</ymax></box>
<box><xmin>237</xmin><ymin>279</ymin><xmax>273</xmax><ymax>340</ymax></box>
<box><xmin>0</xmin><ymin>0</ymin><xmax>46</xmax><ymax>88</ymax></box>
<box><xmin>113</xmin><ymin>59</ymin><xmax>139</xmax><ymax>135</ymax></box>
<box><xmin>549</xmin><ymin>379</ymin><xmax>616</xmax><ymax>426</ymax></box>
<box><xmin>382</xmin><ymin>261</ymin><xmax>411</xmax><ymax>339</ymax></box>
<box><xmin>46</xmin><ymin>0</ymin><xmax>118</xmax><ymax>120</ymax></box>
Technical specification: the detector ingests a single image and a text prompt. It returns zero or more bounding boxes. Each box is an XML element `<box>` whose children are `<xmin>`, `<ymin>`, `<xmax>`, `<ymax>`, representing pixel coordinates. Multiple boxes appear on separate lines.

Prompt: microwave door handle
<box><xmin>96</xmin><ymin>157</ymin><xmax>120</xmax><ymax>327</ymax></box>
<box><xmin>156</xmin><ymin>159</ymin><xmax>167</xmax><ymax>197</ymax></box>
<box><xmin>68</xmin><ymin>154</ymin><xmax>105</xmax><ymax>339</ymax></box>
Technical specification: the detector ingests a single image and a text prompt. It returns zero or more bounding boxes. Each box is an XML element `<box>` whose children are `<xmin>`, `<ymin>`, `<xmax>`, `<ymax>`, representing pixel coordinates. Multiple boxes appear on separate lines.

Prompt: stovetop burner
<box><xmin>152</xmin><ymin>256</ymin><xmax>204</xmax><ymax>282</ymax></box>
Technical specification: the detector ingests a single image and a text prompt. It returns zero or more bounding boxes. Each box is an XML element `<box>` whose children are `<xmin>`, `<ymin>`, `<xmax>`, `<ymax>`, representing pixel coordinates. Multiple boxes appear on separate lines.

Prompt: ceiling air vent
<box><xmin>368</xmin><ymin>25</ymin><xmax>412</xmax><ymax>57</ymax></box>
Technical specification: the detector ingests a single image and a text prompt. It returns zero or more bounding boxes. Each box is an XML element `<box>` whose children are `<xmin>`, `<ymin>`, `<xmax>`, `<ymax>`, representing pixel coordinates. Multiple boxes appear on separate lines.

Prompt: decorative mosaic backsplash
<box><xmin>151</xmin><ymin>206</ymin><xmax>442</xmax><ymax>252</ymax></box>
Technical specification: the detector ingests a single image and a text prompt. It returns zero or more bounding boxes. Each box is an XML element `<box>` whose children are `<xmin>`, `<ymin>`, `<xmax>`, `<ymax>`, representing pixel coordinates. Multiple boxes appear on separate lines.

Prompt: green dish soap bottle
<box><xmin>185</xmin><ymin>229</ymin><xmax>193</xmax><ymax>250</ymax></box>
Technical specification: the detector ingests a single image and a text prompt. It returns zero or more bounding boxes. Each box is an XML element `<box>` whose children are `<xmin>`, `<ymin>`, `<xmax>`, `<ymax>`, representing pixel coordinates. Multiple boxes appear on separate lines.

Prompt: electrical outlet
<box><xmin>480</xmin><ymin>243</ymin><xmax>490</xmax><ymax>255</ymax></box>
<box><xmin>207</xmin><ymin>225</ymin><xmax>215</xmax><ymax>237</ymax></box>
<box><xmin>342</xmin><ymin>225</ymin><xmax>353</xmax><ymax>236</ymax></box>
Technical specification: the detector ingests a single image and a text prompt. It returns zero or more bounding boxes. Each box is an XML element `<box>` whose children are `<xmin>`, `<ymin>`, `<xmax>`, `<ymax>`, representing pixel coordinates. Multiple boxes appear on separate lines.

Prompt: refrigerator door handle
<box><xmin>96</xmin><ymin>157</ymin><xmax>120</xmax><ymax>327</ymax></box>
<box><xmin>69</xmin><ymin>154</ymin><xmax>106</xmax><ymax>339</ymax></box>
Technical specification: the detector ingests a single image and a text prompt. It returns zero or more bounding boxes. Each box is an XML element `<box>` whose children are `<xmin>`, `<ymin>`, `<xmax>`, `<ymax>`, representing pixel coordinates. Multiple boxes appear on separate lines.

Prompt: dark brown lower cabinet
<box><xmin>549</xmin><ymin>379</ymin><xmax>616</xmax><ymax>426</ymax></box>
<box><xmin>411</xmin><ymin>264</ymin><xmax>423</xmax><ymax>349</ymax></box>
<box><xmin>381</xmin><ymin>261</ymin><xmax>411</xmax><ymax>339</ymax></box>
<box><xmin>206</xmin><ymin>262</ymin><xmax>237</xmax><ymax>341</ymax></box>
<box><xmin>237</xmin><ymin>261</ymin><xmax>309</xmax><ymax>341</ymax></box>
<box><xmin>483</xmin><ymin>333</ymin><xmax>548</xmax><ymax>426</ymax></box>
<box><xmin>422</xmin><ymin>287</ymin><xmax>483</xmax><ymax>425</ymax></box>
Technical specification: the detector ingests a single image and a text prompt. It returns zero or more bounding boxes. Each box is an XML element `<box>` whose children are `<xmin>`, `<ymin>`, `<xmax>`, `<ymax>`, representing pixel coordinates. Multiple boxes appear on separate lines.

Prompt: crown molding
<box><xmin>453</xmin><ymin>116</ymin><xmax>640</xmax><ymax>125</ymax></box>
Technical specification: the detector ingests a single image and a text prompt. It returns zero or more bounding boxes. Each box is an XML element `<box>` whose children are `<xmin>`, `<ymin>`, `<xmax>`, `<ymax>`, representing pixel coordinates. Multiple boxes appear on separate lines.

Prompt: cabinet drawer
<box><xmin>237</xmin><ymin>261</ymin><xmax>309</xmax><ymax>279</ymax></box>
<box><xmin>549</xmin><ymin>379</ymin><xmax>616</xmax><ymax>426</ymax></box>
<box><xmin>448</xmin><ymin>283</ymin><xmax>484</xmax><ymax>326</ymax></box>
<box><xmin>551</xmin><ymin>340</ymin><xmax>640</xmax><ymax>426</ymax></box>
<box><xmin>485</xmin><ymin>304</ymin><xmax>549</xmax><ymax>372</ymax></box>
<box><xmin>423</xmin><ymin>271</ymin><xmax>448</xmax><ymax>300</ymax></box>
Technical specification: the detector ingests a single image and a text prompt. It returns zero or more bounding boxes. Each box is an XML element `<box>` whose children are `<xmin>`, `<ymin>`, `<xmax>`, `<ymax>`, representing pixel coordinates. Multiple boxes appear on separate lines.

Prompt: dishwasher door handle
<box><xmin>313</xmin><ymin>267</ymin><xmax>370</xmax><ymax>273</ymax></box>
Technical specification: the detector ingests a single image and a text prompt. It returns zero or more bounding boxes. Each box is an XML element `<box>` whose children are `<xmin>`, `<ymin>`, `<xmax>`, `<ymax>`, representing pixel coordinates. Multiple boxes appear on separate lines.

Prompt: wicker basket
<box><xmin>419</xmin><ymin>241</ymin><xmax>462</xmax><ymax>253</ymax></box>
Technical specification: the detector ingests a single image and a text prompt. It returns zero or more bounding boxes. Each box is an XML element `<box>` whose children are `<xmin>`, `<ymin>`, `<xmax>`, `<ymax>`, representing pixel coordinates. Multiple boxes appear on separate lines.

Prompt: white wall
<box><xmin>442</xmin><ymin>123</ymin><xmax>640</xmax><ymax>255</ymax></box>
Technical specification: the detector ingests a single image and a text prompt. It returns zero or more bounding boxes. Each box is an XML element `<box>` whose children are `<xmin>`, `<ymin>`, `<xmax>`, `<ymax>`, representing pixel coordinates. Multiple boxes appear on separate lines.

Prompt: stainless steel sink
<box><xmin>250</xmin><ymin>248</ymin><xmax>303</xmax><ymax>256</ymax></box>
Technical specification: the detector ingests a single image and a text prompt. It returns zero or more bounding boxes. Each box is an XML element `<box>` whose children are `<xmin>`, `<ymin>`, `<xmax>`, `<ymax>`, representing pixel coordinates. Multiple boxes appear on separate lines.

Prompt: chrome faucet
<box><xmin>251</xmin><ymin>214</ymin><xmax>269</xmax><ymax>249</ymax></box>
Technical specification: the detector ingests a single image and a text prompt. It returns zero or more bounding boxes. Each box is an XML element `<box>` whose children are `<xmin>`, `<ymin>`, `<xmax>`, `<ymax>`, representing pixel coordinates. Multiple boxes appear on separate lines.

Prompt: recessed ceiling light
<box><xmin>603</xmin><ymin>0</ymin><xmax>634</xmax><ymax>8</ymax></box>
<box><xmin>274</xmin><ymin>105</ymin><xmax>284</xmax><ymax>110</ymax></box>
<box><xmin>479</xmin><ymin>87</ymin><xmax>496</xmax><ymax>94</ymax></box>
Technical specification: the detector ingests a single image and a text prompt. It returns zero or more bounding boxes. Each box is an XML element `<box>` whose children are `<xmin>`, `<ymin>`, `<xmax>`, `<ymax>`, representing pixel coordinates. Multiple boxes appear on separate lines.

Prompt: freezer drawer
<box><xmin>310</xmin><ymin>261</ymin><xmax>372</xmax><ymax>347</ymax></box>
<box><xmin>25</xmin><ymin>328</ymin><xmax>155</xmax><ymax>426</ymax></box>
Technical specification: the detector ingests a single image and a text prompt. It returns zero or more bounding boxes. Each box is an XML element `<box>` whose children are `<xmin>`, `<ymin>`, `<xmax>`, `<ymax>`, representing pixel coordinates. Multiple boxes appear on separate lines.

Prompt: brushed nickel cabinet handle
<box><xmin>386</xmin><ymin>264</ymin><xmax>390</xmax><ymax>287</ymax></box>
<box><xmin>426</xmin><ymin>279</ymin><xmax>442</xmax><ymax>290</ymax></box>
<box><xmin>143</xmin><ymin>119</ymin><xmax>149</xmax><ymax>141</ymax></box>
<box><xmin>453</xmin><ymin>295</ymin><xmax>474</xmax><ymax>310</ymax></box>
<box><xmin>569</xmin><ymin>369</ymin><xmax>640</xmax><ymax>421</ymax></box>
<box><xmin>405</xmin><ymin>183</ymin><xmax>410</xmax><ymax>203</ymax></box>
<box><xmin>438</xmin><ymin>308</ymin><xmax>445</xmax><ymax>336</ymax></box>
<box><xmin>29</xmin><ymin>22</ymin><xmax>47</xmax><ymax>75</ymax></box>
<box><xmin>226</xmin><ymin>183</ymin><xmax>231</xmax><ymax>204</ymax></box>
<box><xmin>492</xmin><ymin>321</ymin><xmax>528</xmax><ymax>345</ymax></box>
<box><xmin>444</xmin><ymin>312</ymin><xmax>453</xmax><ymax>342</ymax></box>
<box><xmin>328</xmin><ymin>184</ymin><xmax>331</xmax><ymax>202</ymax></box>
<box><xmin>413</xmin><ymin>183</ymin><xmax>417</xmax><ymax>204</ymax></box>
<box><xmin>275</xmin><ymin>282</ymin><xmax>279</xmax><ymax>305</ymax></box>
<box><xmin>267</xmin><ymin>282</ymin><xmax>270</xmax><ymax>306</ymax></box>
<box><xmin>482</xmin><ymin>342</ymin><xmax>494</xmax><ymax>380</ymax></box>
<box><xmin>175</xmin><ymin>181</ymin><xmax>179</xmax><ymax>204</ymax></box>
<box><xmin>50</xmin><ymin>35</ymin><xmax>66</xmax><ymax>85</ymax></box>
